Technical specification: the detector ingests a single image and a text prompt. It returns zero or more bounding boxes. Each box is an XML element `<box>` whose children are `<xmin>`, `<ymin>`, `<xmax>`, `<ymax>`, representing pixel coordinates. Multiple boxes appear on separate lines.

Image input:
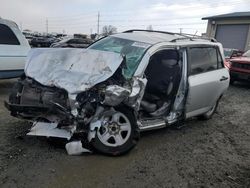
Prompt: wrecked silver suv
<box><xmin>5</xmin><ymin>30</ymin><xmax>229</xmax><ymax>155</ymax></box>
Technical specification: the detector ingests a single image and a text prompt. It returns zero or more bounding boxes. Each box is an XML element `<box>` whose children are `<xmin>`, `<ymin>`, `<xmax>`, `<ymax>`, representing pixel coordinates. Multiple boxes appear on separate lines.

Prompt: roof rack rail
<box><xmin>123</xmin><ymin>29</ymin><xmax>177</xmax><ymax>35</ymax></box>
<box><xmin>170</xmin><ymin>37</ymin><xmax>193</xmax><ymax>42</ymax></box>
<box><xmin>180</xmin><ymin>33</ymin><xmax>217</xmax><ymax>42</ymax></box>
<box><xmin>123</xmin><ymin>29</ymin><xmax>217</xmax><ymax>43</ymax></box>
<box><xmin>171</xmin><ymin>37</ymin><xmax>217</xmax><ymax>43</ymax></box>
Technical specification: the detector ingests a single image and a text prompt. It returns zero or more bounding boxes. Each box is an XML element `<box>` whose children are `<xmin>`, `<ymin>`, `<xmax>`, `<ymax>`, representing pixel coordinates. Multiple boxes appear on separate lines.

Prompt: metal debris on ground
<box><xmin>65</xmin><ymin>141</ymin><xmax>91</xmax><ymax>155</ymax></box>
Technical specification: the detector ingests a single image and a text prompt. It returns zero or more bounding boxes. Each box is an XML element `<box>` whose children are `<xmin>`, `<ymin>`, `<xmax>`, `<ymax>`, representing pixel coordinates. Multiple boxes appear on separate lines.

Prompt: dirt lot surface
<box><xmin>0</xmin><ymin>79</ymin><xmax>249</xmax><ymax>188</ymax></box>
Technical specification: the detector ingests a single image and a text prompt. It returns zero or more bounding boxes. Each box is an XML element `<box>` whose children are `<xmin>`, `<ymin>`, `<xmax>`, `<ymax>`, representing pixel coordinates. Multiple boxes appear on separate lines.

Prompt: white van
<box><xmin>0</xmin><ymin>18</ymin><xmax>30</xmax><ymax>79</ymax></box>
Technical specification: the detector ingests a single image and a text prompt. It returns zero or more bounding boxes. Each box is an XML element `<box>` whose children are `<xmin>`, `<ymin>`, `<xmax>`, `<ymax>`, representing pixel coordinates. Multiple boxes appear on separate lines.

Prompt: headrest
<box><xmin>161</xmin><ymin>50</ymin><xmax>179</xmax><ymax>60</ymax></box>
<box><xmin>161</xmin><ymin>59</ymin><xmax>178</xmax><ymax>66</ymax></box>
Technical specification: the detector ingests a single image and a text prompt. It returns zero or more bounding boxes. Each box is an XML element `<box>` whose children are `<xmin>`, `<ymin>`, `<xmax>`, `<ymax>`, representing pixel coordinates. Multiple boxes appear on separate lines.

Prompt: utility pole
<box><xmin>46</xmin><ymin>18</ymin><xmax>48</xmax><ymax>34</ymax></box>
<box><xmin>97</xmin><ymin>12</ymin><xmax>100</xmax><ymax>36</ymax></box>
<box><xmin>179</xmin><ymin>28</ymin><xmax>183</xmax><ymax>34</ymax></box>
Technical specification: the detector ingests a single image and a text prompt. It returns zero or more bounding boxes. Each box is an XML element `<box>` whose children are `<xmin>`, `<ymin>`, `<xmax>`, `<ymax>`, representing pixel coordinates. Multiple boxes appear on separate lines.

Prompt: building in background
<box><xmin>202</xmin><ymin>12</ymin><xmax>250</xmax><ymax>51</ymax></box>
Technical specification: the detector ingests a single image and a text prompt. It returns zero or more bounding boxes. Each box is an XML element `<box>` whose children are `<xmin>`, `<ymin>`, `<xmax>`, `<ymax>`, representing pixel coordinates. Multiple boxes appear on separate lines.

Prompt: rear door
<box><xmin>0</xmin><ymin>23</ymin><xmax>27</xmax><ymax>71</ymax></box>
<box><xmin>185</xmin><ymin>45</ymin><xmax>229</xmax><ymax>118</ymax></box>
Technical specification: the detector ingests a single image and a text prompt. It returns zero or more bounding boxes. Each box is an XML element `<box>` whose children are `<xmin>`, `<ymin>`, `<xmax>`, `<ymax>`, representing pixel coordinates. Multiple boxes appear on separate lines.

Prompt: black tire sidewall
<box><xmin>230</xmin><ymin>78</ymin><xmax>235</xmax><ymax>85</ymax></box>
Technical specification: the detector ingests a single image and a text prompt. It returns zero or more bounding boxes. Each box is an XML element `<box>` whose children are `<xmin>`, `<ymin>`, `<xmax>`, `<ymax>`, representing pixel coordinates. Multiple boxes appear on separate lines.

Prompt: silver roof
<box><xmin>112</xmin><ymin>30</ymin><xmax>215</xmax><ymax>45</ymax></box>
<box><xmin>113</xmin><ymin>31</ymin><xmax>186</xmax><ymax>45</ymax></box>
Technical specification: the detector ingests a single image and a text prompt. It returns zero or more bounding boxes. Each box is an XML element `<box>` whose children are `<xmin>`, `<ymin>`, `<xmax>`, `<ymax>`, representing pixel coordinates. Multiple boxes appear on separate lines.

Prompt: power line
<box><xmin>44</xmin><ymin>19</ymin><xmax>206</xmax><ymax>27</ymax></box>
<box><xmin>23</xmin><ymin>0</ymin><xmax>247</xmax><ymax>24</ymax></box>
<box><xmin>46</xmin><ymin>12</ymin><xmax>97</xmax><ymax>20</ymax></box>
<box><xmin>47</xmin><ymin>21</ymin><xmax>206</xmax><ymax>29</ymax></box>
<box><xmin>97</xmin><ymin>17</ymin><xmax>204</xmax><ymax>24</ymax></box>
<box><xmin>100</xmin><ymin>0</ymin><xmax>247</xmax><ymax>16</ymax></box>
<box><xmin>19</xmin><ymin>0</ymin><xmax>248</xmax><ymax>34</ymax></box>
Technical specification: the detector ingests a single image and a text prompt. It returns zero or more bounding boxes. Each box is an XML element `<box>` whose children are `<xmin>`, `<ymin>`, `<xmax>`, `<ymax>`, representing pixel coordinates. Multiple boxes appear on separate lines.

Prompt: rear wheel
<box><xmin>199</xmin><ymin>99</ymin><xmax>219</xmax><ymax>120</ymax></box>
<box><xmin>230</xmin><ymin>78</ymin><xmax>235</xmax><ymax>85</ymax></box>
<box><xmin>91</xmin><ymin>106</ymin><xmax>139</xmax><ymax>156</ymax></box>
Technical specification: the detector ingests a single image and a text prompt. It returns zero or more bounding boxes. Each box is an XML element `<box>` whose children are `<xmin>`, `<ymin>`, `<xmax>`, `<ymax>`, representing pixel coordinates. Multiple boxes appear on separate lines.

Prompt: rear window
<box><xmin>189</xmin><ymin>47</ymin><xmax>223</xmax><ymax>75</ymax></box>
<box><xmin>224</xmin><ymin>49</ymin><xmax>234</xmax><ymax>58</ymax></box>
<box><xmin>0</xmin><ymin>24</ymin><xmax>20</xmax><ymax>45</ymax></box>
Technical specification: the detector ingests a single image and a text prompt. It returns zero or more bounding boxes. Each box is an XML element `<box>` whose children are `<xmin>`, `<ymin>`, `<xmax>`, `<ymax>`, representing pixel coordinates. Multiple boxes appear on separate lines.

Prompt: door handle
<box><xmin>220</xmin><ymin>76</ymin><xmax>228</xmax><ymax>81</ymax></box>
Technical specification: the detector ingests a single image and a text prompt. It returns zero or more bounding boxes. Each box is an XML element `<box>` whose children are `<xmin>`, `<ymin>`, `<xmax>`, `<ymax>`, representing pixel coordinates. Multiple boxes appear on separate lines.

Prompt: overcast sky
<box><xmin>1</xmin><ymin>0</ymin><xmax>250</xmax><ymax>35</ymax></box>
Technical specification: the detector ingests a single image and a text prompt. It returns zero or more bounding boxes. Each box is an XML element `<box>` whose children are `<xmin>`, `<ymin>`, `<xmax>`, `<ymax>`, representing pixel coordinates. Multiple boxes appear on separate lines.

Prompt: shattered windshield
<box><xmin>89</xmin><ymin>36</ymin><xmax>151</xmax><ymax>79</ymax></box>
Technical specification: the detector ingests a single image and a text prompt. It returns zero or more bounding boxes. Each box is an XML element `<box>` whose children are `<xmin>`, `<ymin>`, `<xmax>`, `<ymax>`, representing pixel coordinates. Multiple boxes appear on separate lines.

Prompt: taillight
<box><xmin>224</xmin><ymin>60</ymin><xmax>231</xmax><ymax>69</ymax></box>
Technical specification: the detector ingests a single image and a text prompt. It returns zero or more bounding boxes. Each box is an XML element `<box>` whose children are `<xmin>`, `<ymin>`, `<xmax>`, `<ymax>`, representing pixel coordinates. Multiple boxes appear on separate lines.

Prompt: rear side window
<box><xmin>189</xmin><ymin>47</ymin><xmax>223</xmax><ymax>75</ymax></box>
<box><xmin>217</xmin><ymin>49</ymin><xmax>224</xmax><ymax>69</ymax></box>
<box><xmin>0</xmin><ymin>24</ymin><xmax>20</xmax><ymax>45</ymax></box>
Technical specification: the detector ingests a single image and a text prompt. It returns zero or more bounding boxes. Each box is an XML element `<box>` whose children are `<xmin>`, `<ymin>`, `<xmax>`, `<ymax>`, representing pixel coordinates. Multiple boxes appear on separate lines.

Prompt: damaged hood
<box><xmin>25</xmin><ymin>48</ymin><xmax>123</xmax><ymax>94</ymax></box>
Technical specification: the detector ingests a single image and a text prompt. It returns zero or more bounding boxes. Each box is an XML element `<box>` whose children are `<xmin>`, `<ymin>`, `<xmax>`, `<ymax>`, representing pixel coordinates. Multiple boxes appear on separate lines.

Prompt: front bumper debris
<box><xmin>65</xmin><ymin>141</ymin><xmax>91</xmax><ymax>155</ymax></box>
<box><xmin>4</xmin><ymin>101</ymin><xmax>49</xmax><ymax>113</ymax></box>
<box><xmin>27</xmin><ymin>122</ymin><xmax>72</xmax><ymax>140</ymax></box>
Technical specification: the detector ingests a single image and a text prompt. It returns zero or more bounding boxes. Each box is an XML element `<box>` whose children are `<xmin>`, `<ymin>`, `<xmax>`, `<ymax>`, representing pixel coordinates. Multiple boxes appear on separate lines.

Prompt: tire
<box><xmin>230</xmin><ymin>78</ymin><xmax>235</xmax><ymax>85</ymax></box>
<box><xmin>91</xmin><ymin>106</ymin><xmax>139</xmax><ymax>156</ymax></box>
<box><xmin>199</xmin><ymin>99</ymin><xmax>219</xmax><ymax>120</ymax></box>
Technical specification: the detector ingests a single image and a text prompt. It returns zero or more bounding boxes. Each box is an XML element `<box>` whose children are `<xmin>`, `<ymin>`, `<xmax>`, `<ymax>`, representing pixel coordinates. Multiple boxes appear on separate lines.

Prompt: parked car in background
<box><xmin>0</xmin><ymin>18</ymin><xmax>30</xmax><ymax>79</ymax></box>
<box><xmin>51</xmin><ymin>37</ymin><xmax>93</xmax><ymax>48</ymax></box>
<box><xmin>224</xmin><ymin>48</ymin><xmax>244</xmax><ymax>62</ymax></box>
<box><xmin>225</xmin><ymin>49</ymin><xmax>250</xmax><ymax>84</ymax></box>
<box><xmin>5</xmin><ymin>30</ymin><xmax>229</xmax><ymax>155</ymax></box>
<box><xmin>22</xmin><ymin>32</ymin><xmax>34</xmax><ymax>44</ymax></box>
<box><xmin>30</xmin><ymin>36</ymin><xmax>59</xmax><ymax>47</ymax></box>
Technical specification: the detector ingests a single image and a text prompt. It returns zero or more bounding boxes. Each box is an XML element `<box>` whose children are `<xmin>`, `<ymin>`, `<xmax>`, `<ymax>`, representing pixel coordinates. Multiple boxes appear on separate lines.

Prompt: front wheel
<box><xmin>91</xmin><ymin>106</ymin><xmax>139</xmax><ymax>156</ymax></box>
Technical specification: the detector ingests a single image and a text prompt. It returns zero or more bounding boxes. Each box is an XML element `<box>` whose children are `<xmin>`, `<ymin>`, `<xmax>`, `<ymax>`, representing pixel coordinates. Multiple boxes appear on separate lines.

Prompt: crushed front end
<box><xmin>5</xmin><ymin>48</ymin><xmax>143</xmax><ymax>155</ymax></box>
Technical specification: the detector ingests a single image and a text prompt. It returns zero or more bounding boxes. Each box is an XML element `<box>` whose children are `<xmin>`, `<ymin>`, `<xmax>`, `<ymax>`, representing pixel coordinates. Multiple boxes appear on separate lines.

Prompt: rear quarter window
<box><xmin>0</xmin><ymin>24</ymin><xmax>20</xmax><ymax>45</ymax></box>
<box><xmin>189</xmin><ymin>47</ymin><xmax>223</xmax><ymax>75</ymax></box>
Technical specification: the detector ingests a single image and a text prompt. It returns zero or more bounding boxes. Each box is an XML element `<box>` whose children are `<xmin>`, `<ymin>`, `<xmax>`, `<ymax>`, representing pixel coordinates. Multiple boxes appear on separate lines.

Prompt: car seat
<box><xmin>140</xmin><ymin>50</ymin><xmax>180</xmax><ymax>116</ymax></box>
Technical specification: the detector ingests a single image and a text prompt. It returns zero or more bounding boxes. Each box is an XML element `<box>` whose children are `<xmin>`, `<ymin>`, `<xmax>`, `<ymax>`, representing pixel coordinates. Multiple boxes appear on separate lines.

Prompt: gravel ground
<box><xmin>0</xmin><ymin>79</ymin><xmax>249</xmax><ymax>188</ymax></box>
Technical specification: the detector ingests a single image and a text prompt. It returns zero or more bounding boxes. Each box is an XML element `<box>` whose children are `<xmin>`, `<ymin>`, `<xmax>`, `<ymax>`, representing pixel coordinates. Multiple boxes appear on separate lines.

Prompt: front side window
<box><xmin>0</xmin><ymin>24</ymin><xmax>20</xmax><ymax>45</ymax></box>
<box><xmin>189</xmin><ymin>47</ymin><xmax>222</xmax><ymax>75</ymax></box>
<box><xmin>89</xmin><ymin>36</ymin><xmax>150</xmax><ymax>79</ymax></box>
